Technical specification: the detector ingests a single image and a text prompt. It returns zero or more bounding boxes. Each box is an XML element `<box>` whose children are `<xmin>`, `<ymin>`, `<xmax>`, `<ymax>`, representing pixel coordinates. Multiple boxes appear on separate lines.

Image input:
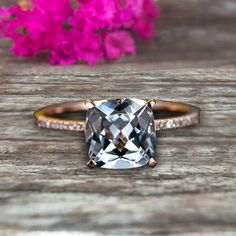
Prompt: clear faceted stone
<box><xmin>85</xmin><ymin>99</ymin><xmax>156</xmax><ymax>169</ymax></box>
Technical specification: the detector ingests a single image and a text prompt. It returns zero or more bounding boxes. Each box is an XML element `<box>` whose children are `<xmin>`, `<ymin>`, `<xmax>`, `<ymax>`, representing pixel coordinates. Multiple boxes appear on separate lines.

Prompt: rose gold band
<box><xmin>33</xmin><ymin>100</ymin><xmax>200</xmax><ymax>132</ymax></box>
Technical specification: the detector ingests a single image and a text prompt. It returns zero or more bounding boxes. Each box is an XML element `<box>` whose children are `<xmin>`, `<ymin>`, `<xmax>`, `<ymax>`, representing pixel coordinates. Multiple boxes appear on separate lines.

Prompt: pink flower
<box><xmin>134</xmin><ymin>0</ymin><xmax>160</xmax><ymax>40</ymax></box>
<box><xmin>48</xmin><ymin>30</ymin><xmax>77</xmax><ymax>65</ymax></box>
<box><xmin>75</xmin><ymin>31</ymin><xmax>104</xmax><ymax>65</ymax></box>
<box><xmin>0</xmin><ymin>0</ymin><xmax>160</xmax><ymax>65</ymax></box>
<box><xmin>105</xmin><ymin>31</ymin><xmax>135</xmax><ymax>60</ymax></box>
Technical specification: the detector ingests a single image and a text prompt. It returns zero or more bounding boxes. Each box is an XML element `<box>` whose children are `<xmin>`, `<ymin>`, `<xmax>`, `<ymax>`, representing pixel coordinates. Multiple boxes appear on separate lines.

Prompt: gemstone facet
<box><xmin>85</xmin><ymin>99</ymin><xmax>156</xmax><ymax>169</ymax></box>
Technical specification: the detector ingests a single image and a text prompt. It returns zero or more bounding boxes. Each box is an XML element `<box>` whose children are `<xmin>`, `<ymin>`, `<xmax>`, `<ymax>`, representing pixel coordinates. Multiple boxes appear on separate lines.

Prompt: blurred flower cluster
<box><xmin>0</xmin><ymin>0</ymin><xmax>160</xmax><ymax>65</ymax></box>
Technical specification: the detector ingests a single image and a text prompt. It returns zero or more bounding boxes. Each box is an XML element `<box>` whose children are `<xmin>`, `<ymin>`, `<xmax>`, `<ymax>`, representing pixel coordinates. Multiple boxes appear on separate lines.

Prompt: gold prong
<box><xmin>146</xmin><ymin>99</ymin><xmax>156</xmax><ymax>109</ymax></box>
<box><xmin>87</xmin><ymin>160</ymin><xmax>97</xmax><ymax>168</ymax></box>
<box><xmin>85</xmin><ymin>100</ymin><xmax>96</xmax><ymax>109</ymax></box>
<box><xmin>149</xmin><ymin>158</ymin><xmax>157</xmax><ymax>168</ymax></box>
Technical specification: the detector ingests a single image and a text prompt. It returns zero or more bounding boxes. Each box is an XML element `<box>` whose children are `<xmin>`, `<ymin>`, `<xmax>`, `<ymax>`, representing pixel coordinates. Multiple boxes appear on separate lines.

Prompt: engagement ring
<box><xmin>34</xmin><ymin>99</ymin><xmax>200</xmax><ymax>169</ymax></box>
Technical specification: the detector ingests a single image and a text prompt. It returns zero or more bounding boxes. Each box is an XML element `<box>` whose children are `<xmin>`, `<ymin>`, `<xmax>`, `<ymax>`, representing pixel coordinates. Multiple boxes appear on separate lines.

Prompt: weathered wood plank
<box><xmin>0</xmin><ymin>192</ymin><xmax>235</xmax><ymax>235</ymax></box>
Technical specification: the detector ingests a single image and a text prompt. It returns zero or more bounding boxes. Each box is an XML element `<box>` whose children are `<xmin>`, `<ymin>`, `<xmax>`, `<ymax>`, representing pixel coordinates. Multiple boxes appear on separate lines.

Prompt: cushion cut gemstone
<box><xmin>85</xmin><ymin>99</ymin><xmax>156</xmax><ymax>169</ymax></box>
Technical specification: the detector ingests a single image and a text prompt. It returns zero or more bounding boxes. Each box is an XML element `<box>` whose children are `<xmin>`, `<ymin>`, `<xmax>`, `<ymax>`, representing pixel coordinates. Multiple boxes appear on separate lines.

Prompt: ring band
<box><xmin>34</xmin><ymin>99</ymin><xmax>200</xmax><ymax>132</ymax></box>
<box><xmin>34</xmin><ymin>99</ymin><xmax>200</xmax><ymax>169</ymax></box>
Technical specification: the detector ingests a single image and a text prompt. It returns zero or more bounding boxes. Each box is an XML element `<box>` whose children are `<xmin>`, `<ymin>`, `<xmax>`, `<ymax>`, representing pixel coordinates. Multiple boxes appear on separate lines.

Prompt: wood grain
<box><xmin>0</xmin><ymin>0</ymin><xmax>236</xmax><ymax>235</ymax></box>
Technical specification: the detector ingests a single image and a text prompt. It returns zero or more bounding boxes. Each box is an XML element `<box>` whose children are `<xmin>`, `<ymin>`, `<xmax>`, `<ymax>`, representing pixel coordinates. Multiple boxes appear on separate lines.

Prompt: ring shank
<box><xmin>34</xmin><ymin>100</ymin><xmax>200</xmax><ymax>132</ymax></box>
<box><xmin>154</xmin><ymin>100</ymin><xmax>200</xmax><ymax>130</ymax></box>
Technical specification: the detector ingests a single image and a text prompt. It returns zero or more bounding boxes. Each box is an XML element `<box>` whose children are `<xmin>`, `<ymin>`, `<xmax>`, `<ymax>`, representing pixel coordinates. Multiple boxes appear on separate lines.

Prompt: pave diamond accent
<box><xmin>85</xmin><ymin>99</ymin><xmax>156</xmax><ymax>169</ymax></box>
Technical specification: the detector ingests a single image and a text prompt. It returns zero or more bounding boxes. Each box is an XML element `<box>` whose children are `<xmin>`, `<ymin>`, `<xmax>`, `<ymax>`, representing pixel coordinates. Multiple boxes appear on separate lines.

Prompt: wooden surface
<box><xmin>0</xmin><ymin>0</ymin><xmax>236</xmax><ymax>235</ymax></box>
